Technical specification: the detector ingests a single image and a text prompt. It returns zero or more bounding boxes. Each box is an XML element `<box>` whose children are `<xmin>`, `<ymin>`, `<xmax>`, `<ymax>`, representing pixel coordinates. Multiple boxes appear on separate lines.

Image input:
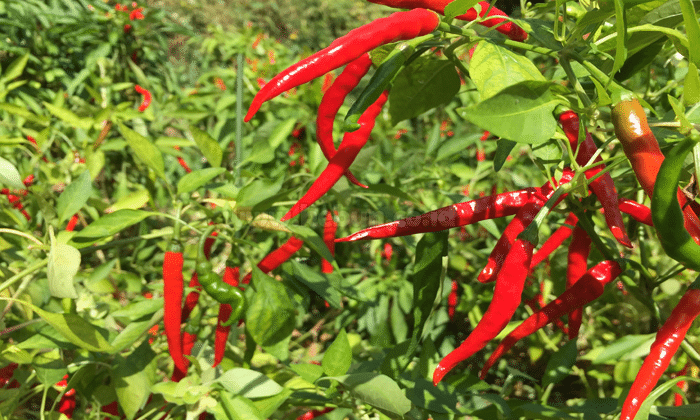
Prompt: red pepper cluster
<box><xmin>2</xmin><ymin>174</ymin><xmax>34</xmax><ymax>221</ymax></box>
<box><xmin>162</xmin><ymin>230</ymin><xmax>305</xmax><ymax>379</ymax></box>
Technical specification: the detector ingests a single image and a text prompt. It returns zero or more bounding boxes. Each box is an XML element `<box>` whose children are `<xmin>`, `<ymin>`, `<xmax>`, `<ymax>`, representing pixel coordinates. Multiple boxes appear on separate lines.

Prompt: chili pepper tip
<box><xmin>433</xmin><ymin>364</ymin><xmax>448</xmax><ymax>386</ymax></box>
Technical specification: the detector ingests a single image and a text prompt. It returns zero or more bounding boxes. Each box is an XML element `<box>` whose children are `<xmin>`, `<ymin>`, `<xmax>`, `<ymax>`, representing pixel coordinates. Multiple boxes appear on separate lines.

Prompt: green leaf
<box><xmin>318</xmin><ymin>373</ymin><xmax>411</xmax><ymax>416</ymax></box>
<box><xmin>117</xmin><ymin>122</ymin><xmax>165</xmax><ymax>179</ymax></box>
<box><xmin>685</xmin><ymin>62</ymin><xmax>700</xmax><ymax>105</ymax></box>
<box><xmin>679</xmin><ymin>0</ymin><xmax>700</xmax><ymax>67</ymax></box>
<box><xmin>71</xmin><ymin>209</ymin><xmax>153</xmax><ymax>243</ymax></box>
<box><xmin>220</xmin><ymin>394</ymin><xmax>265</xmax><ymax>420</ymax></box>
<box><xmin>444</xmin><ymin>0</ymin><xmax>480</xmax><ymax>20</ymax></box>
<box><xmin>411</xmin><ymin>231</ymin><xmax>448</xmax><ymax>344</ymax></box>
<box><xmin>469</xmin><ymin>41</ymin><xmax>546</xmax><ymax>100</ymax></box>
<box><xmin>389</xmin><ymin>57</ymin><xmax>461</xmax><ymax>125</ymax></box>
<box><xmin>217</xmin><ymin>368</ymin><xmax>283</xmax><ymax>398</ymax></box>
<box><xmin>29</xmin><ymin>305</ymin><xmax>116</xmax><ymax>353</ymax></box>
<box><xmin>47</xmin><ymin>229</ymin><xmax>81</xmax><ymax>299</ymax></box>
<box><xmin>542</xmin><ymin>340</ymin><xmax>578</xmax><ymax>388</ymax></box>
<box><xmin>104</xmin><ymin>189</ymin><xmax>151</xmax><ymax>213</ymax></box>
<box><xmin>0</xmin><ymin>52</ymin><xmax>29</xmax><ymax>83</ymax></box>
<box><xmin>611</xmin><ymin>0</ymin><xmax>628</xmax><ymax>76</ymax></box>
<box><xmin>0</xmin><ymin>156</ymin><xmax>25</xmax><ymax>190</ymax></box>
<box><xmin>33</xmin><ymin>349</ymin><xmax>67</xmax><ymax>385</ymax></box>
<box><xmin>190</xmin><ymin>124</ymin><xmax>223</xmax><ymax>167</ymax></box>
<box><xmin>290</xmin><ymin>261</ymin><xmax>342</xmax><ymax>309</ymax></box>
<box><xmin>56</xmin><ymin>170</ymin><xmax>92</xmax><ymax>225</ymax></box>
<box><xmin>267</xmin><ymin>118</ymin><xmax>297</xmax><ymax>150</ymax></box>
<box><xmin>289</xmin><ymin>363</ymin><xmax>325</xmax><ymax>383</ymax></box>
<box><xmin>237</xmin><ymin>178</ymin><xmax>283</xmax><ymax>208</ymax></box>
<box><xmin>246</xmin><ymin>266</ymin><xmax>296</xmax><ymax>346</ymax></box>
<box><xmin>252</xmin><ymin>388</ymin><xmax>293</xmax><ymax>419</ymax></box>
<box><xmin>43</xmin><ymin>102</ymin><xmax>92</xmax><ymax>129</ymax></box>
<box><xmin>177</xmin><ymin>167</ymin><xmax>227</xmax><ymax>194</ymax></box>
<box><xmin>460</xmin><ymin>81</ymin><xmax>559</xmax><ymax>144</ymax></box>
<box><xmin>493</xmin><ymin>139</ymin><xmax>517</xmax><ymax>172</ymax></box>
<box><xmin>633</xmin><ymin>375</ymin><xmax>697</xmax><ymax>420</ymax></box>
<box><xmin>114</xmin><ymin>340</ymin><xmax>157</xmax><ymax>420</ymax></box>
<box><xmin>322</xmin><ymin>329</ymin><xmax>351</xmax><ymax>376</ymax></box>
<box><xmin>592</xmin><ymin>334</ymin><xmax>655</xmax><ymax>364</ymax></box>
<box><xmin>0</xmin><ymin>102</ymin><xmax>49</xmax><ymax>124</ymax></box>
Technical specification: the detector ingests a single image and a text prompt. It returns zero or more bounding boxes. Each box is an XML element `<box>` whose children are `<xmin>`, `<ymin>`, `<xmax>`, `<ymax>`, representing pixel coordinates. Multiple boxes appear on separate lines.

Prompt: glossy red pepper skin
<box><xmin>477</xmin><ymin>200</ymin><xmax>541</xmax><ymax>283</ymax></box>
<box><xmin>530</xmin><ymin>212</ymin><xmax>577</xmax><ymax>269</ymax></box>
<box><xmin>241</xmin><ymin>236</ymin><xmax>305</xmax><ymax>284</ymax></box>
<box><xmin>524</xmin><ymin>291</ymin><xmax>568</xmax><ymax>334</ymax></box>
<box><xmin>621</xmin><ymin>288</ymin><xmax>700</xmax><ymax>420</ymax></box>
<box><xmin>479</xmin><ymin>260</ymin><xmax>622</xmax><ymax>379</ymax></box>
<box><xmin>244</xmin><ymin>9</ymin><xmax>439</xmax><ymax>121</ymax></box>
<box><xmin>611</xmin><ymin>99</ymin><xmax>700</xmax><ymax>244</ymax></box>
<box><xmin>566</xmin><ymin>224</ymin><xmax>591</xmax><ymax>339</ymax></box>
<box><xmin>433</xmin><ymin>238</ymin><xmax>534</xmax><ymax>385</ymax></box>
<box><xmin>281</xmin><ymin>91</ymin><xmax>388</xmax><ymax>221</ymax></box>
<box><xmin>337</xmin><ymin>187</ymin><xmax>541</xmax><ymax>242</ymax></box>
<box><xmin>317</xmin><ymin>53</ymin><xmax>373</xmax><ymax>188</ymax></box>
<box><xmin>559</xmin><ymin>111</ymin><xmax>631</xmax><ymax>248</ymax></box>
<box><xmin>163</xmin><ymin>249</ymin><xmax>188</xmax><ymax>373</ymax></box>
<box><xmin>448</xmin><ymin>280</ymin><xmax>459</xmax><ymax>320</ymax></box>
<box><xmin>619</xmin><ymin>198</ymin><xmax>653</xmax><ymax>226</ymax></box>
<box><xmin>367</xmin><ymin>0</ymin><xmax>528</xmax><ymax>41</ymax></box>
<box><xmin>321</xmin><ymin>210</ymin><xmax>338</xmax><ymax>274</ymax></box>
<box><xmin>214</xmin><ymin>266</ymin><xmax>240</xmax><ymax>367</ymax></box>
<box><xmin>171</xmin><ymin>329</ymin><xmax>198</xmax><ymax>382</ymax></box>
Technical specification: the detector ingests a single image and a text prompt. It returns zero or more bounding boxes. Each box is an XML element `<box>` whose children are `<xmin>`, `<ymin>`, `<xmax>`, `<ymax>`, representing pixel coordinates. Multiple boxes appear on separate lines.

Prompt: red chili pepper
<box><xmin>171</xmin><ymin>329</ymin><xmax>197</xmax><ymax>382</ymax></box>
<box><xmin>336</xmin><ymin>187</ymin><xmax>541</xmax><ymax>242</ymax></box>
<box><xmin>280</xmin><ymin>91</ymin><xmax>388</xmax><ymax>221</ymax></box>
<box><xmin>321</xmin><ymin>210</ymin><xmax>338</xmax><ymax>274</ymax></box>
<box><xmin>56</xmin><ymin>375</ymin><xmax>76</xmax><ymax>418</ymax></box>
<box><xmin>618</xmin><ymin>198</ymin><xmax>653</xmax><ymax>226</ymax></box>
<box><xmin>620</xmin><ymin>288</ymin><xmax>700</xmax><ymax>420</ymax></box>
<box><xmin>163</xmin><ymin>247</ymin><xmax>187</xmax><ymax>374</ymax></box>
<box><xmin>559</xmin><ymin>111</ymin><xmax>631</xmax><ymax>247</ymax></box>
<box><xmin>213</xmin><ymin>266</ymin><xmax>240</xmax><ymax>367</ymax></box>
<box><xmin>479</xmin><ymin>260</ymin><xmax>622</xmax><ymax>379</ymax></box>
<box><xmin>244</xmin><ymin>9</ymin><xmax>439</xmax><ymax>121</ymax></box>
<box><xmin>673</xmin><ymin>364</ymin><xmax>688</xmax><ymax>406</ymax></box>
<box><xmin>129</xmin><ymin>7</ymin><xmax>144</xmax><ymax>20</ymax></box>
<box><xmin>296</xmin><ymin>407</ymin><xmax>335</xmax><ymax>420</ymax></box>
<box><xmin>66</xmin><ymin>213</ymin><xmax>80</xmax><ymax>231</ymax></box>
<box><xmin>612</xmin><ymin>98</ymin><xmax>700</xmax><ymax>244</ymax></box>
<box><xmin>316</xmin><ymin>53</ymin><xmax>373</xmax><ymax>188</ymax></box>
<box><xmin>135</xmin><ymin>85</ymin><xmax>151</xmax><ymax>112</ymax></box>
<box><xmin>433</xmin><ymin>238</ymin><xmax>534</xmax><ymax>385</ymax></box>
<box><xmin>566</xmin><ymin>224</ymin><xmax>591</xmax><ymax>339</ymax></box>
<box><xmin>173</xmin><ymin>146</ymin><xmax>192</xmax><ymax>173</ymax></box>
<box><xmin>448</xmin><ymin>280</ymin><xmax>458</xmax><ymax>320</ymax></box>
<box><xmin>524</xmin><ymin>292</ymin><xmax>568</xmax><ymax>334</ymax></box>
<box><xmin>367</xmin><ymin>0</ymin><xmax>527</xmax><ymax>41</ymax></box>
<box><xmin>477</xmin><ymin>200</ymin><xmax>541</xmax><ymax>283</ymax></box>
<box><xmin>241</xmin><ymin>236</ymin><xmax>305</xmax><ymax>284</ymax></box>
<box><xmin>530</xmin><ymin>212</ymin><xmax>578</xmax><ymax>269</ymax></box>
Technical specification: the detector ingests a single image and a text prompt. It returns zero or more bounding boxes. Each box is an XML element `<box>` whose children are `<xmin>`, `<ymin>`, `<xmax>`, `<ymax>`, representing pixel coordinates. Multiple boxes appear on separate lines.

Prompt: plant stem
<box><xmin>0</xmin><ymin>259</ymin><xmax>48</xmax><ymax>293</ymax></box>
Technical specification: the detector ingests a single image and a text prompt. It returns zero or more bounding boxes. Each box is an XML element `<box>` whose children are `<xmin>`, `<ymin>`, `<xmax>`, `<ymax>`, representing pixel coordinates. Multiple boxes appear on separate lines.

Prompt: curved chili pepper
<box><xmin>65</xmin><ymin>213</ymin><xmax>80</xmax><ymax>231</ymax></box>
<box><xmin>317</xmin><ymin>53</ymin><xmax>373</xmax><ymax>188</ymax></box>
<box><xmin>336</xmin><ymin>188</ymin><xmax>540</xmax><ymax>242</ymax></box>
<box><xmin>196</xmin><ymin>260</ymin><xmax>246</xmax><ymax>326</ymax></box>
<box><xmin>620</xmin><ymin>288</ymin><xmax>700</xmax><ymax>420</ymax></box>
<box><xmin>651</xmin><ymin>138</ymin><xmax>700</xmax><ymax>271</ymax></box>
<box><xmin>280</xmin><ymin>91</ymin><xmax>388</xmax><ymax>221</ymax></box>
<box><xmin>530</xmin><ymin>212</ymin><xmax>577</xmax><ymax>269</ymax></box>
<box><xmin>163</xmin><ymin>244</ymin><xmax>188</xmax><ymax>373</ymax></box>
<box><xmin>524</xmin><ymin>290</ymin><xmax>568</xmax><ymax>335</ymax></box>
<box><xmin>241</xmin><ymin>236</ymin><xmax>305</xmax><ymax>284</ymax></box>
<box><xmin>135</xmin><ymin>85</ymin><xmax>152</xmax><ymax>112</ymax></box>
<box><xmin>559</xmin><ymin>111</ymin><xmax>631</xmax><ymax>248</ymax></box>
<box><xmin>619</xmin><ymin>198</ymin><xmax>653</xmax><ymax>226</ymax></box>
<box><xmin>244</xmin><ymin>8</ymin><xmax>439</xmax><ymax>121</ymax></box>
<box><xmin>321</xmin><ymin>210</ymin><xmax>338</xmax><ymax>274</ymax></box>
<box><xmin>612</xmin><ymin>98</ymin><xmax>700</xmax><ymax>244</ymax></box>
<box><xmin>479</xmin><ymin>260</ymin><xmax>623</xmax><ymax>379</ymax></box>
<box><xmin>214</xmin><ymin>266</ymin><xmax>240</xmax><ymax>367</ymax></box>
<box><xmin>367</xmin><ymin>0</ymin><xmax>528</xmax><ymax>41</ymax></box>
<box><xmin>566</xmin><ymin>224</ymin><xmax>591</xmax><ymax>339</ymax></box>
<box><xmin>171</xmin><ymin>323</ymin><xmax>198</xmax><ymax>382</ymax></box>
<box><xmin>433</xmin><ymin>238</ymin><xmax>534</xmax><ymax>385</ymax></box>
<box><xmin>477</xmin><ymin>200</ymin><xmax>541</xmax><ymax>283</ymax></box>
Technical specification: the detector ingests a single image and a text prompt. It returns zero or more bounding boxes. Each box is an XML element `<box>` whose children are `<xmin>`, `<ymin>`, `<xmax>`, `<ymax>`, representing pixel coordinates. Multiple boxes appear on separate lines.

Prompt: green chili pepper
<box><xmin>651</xmin><ymin>138</ymin><xmax>700</xmax><ymax>271</ymax></box>
<box><xmin>196</xmin><ymin>228</ymin><xmax>247</xmax><ymax>326</ymax></box>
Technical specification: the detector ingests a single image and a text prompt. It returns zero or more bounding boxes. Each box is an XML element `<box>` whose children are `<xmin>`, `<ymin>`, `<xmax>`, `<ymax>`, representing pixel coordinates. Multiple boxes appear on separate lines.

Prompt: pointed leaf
<box><xmin>177</xmin><ymin>167</ymin><xmax>227</xmax><ymax>194</ymax></box>
<box><xmin>56</xmin><ymin>171</ymin><xmax>92</xmax><ymax>224</ymax></box>
<box><xmin>48</xmin><ymin>231</ymin><xmax>81</xmax><ymax>299</ymax></box>
<box><xmin>246</xmin><ymin>266</ymin><xmax>296</xmax><ymax>346</ymax></box>
<box><xmin>190</xmin><ymin>124</ymin><xmax>223</xmax><ymax>167</ymax></box>
<box><xmin>470</xmin><ymin>41</ymin><xmax>545</xmax><ymax>100</ymax></box>
<box><xmin>71</xmin><ymin>209</ymin><xmax>153</xmax><ymax>243</ymax></box>
<box><xmin>322</xmin><ymin>329</ymin><xmax>351</xmax><ymax>376</ymax></box>
<box><xmin>217</xmin><ymin>368</ymin><xmax>283</xmax><ymax>398</ymax></box>
<box><xmin>117</xmin><ymin>122</ymin><xmax>165</xmax><ymax>179</ymax></box>
<box><xmin>43</xmin><ymin>102</ymin><xmax>92</xmax><ymax>129</ymax></box>
<box><xmin>318</xmin><ymin>373</ymin><xmax>411</xmax><ymax>416</ymax></box>
<box><xmin>0</xmin><ymin>156</ymin><xmax>25</xmax><ymax>190</ymax></box>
